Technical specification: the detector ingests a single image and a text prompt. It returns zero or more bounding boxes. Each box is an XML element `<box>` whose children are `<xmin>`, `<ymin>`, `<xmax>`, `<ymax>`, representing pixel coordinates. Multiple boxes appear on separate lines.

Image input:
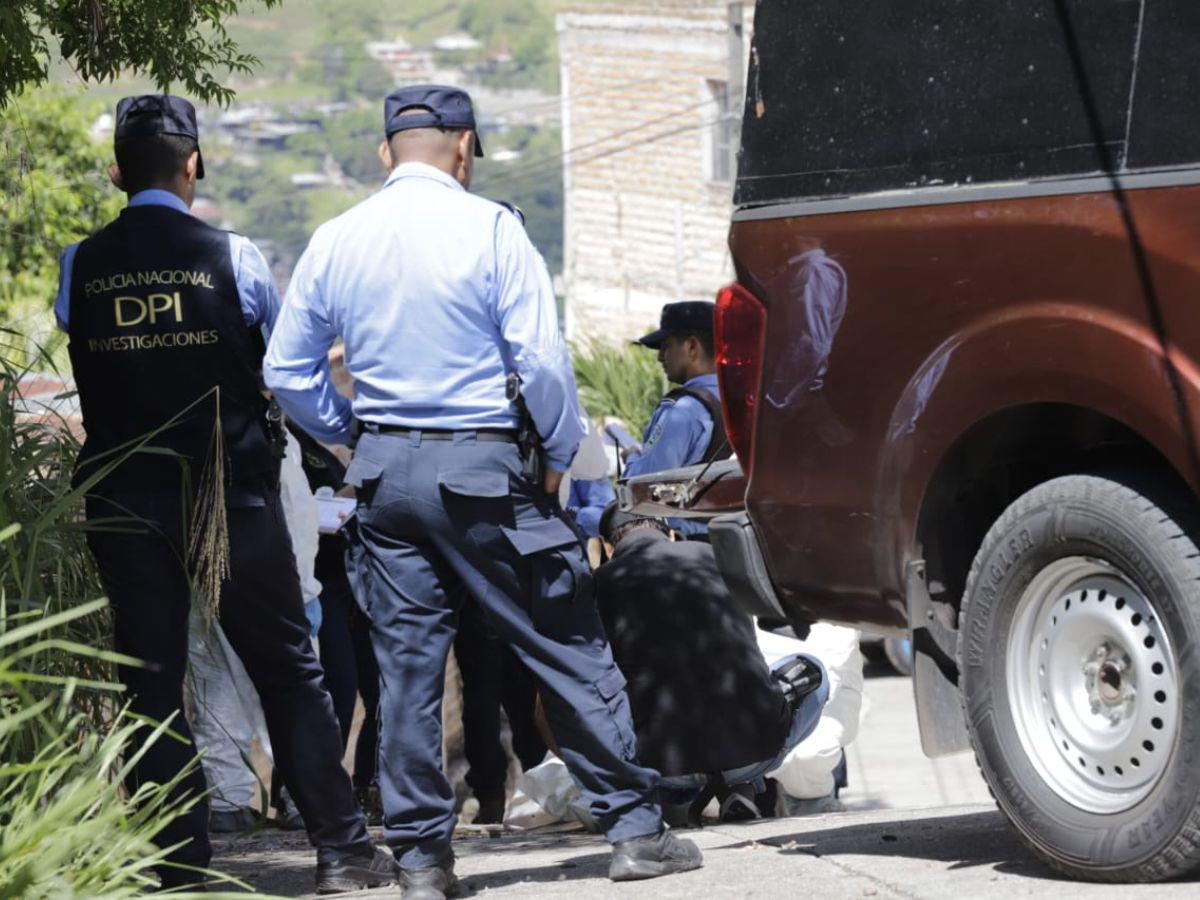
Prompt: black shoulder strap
<box><xmin>664</xmin><ymin>385</ymin><xmax>732</xmax><ymax>463</ymax></box>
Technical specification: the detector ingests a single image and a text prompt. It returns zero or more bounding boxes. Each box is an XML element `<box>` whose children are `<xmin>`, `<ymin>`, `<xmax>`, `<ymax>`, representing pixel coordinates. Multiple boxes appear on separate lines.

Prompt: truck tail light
<box><xmin>714</xmin><ymin>281</ymin><xmax>766</xmax><ymax>474</ymax></box>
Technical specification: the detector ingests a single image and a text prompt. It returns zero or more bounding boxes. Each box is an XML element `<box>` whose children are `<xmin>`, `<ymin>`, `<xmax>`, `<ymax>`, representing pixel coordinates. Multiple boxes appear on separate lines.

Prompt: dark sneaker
<box><xmin>155</xmin><ymin>867</ymin><xmax>214</xmax><ymax>893</ymax></box>
<box><xmin>209</xmin><ymin>807</ymin><xmax>259</xmax><ymax>833</ymax></box>
<box><xmin>609</xmin><ymin>829</ymin><xmax>703</xmax><ymax>882</ymax></box>
<box><xmin>275</xmin><ymin>787</ymin><xmax>306</xmax><ymax>831</ymax></box>
<box><xmin>717</xmin><ymin>783</ymin><xmax>763</xmax><ymax>822</ymax></box>
<box><xmin>315</xmin><ymin>845</ymin><xmax>398</xmax><ymax>895</ymax></box>
<box><xmin>473</xmin><ymin>791</ymin><xmax>506</xmax><ymax>825</ymax></box>
<box><xmin>400</xmin><ymin>851</ymin><xmax>457</xmax><ymax>900</ymax></box>
<box><xmin>774</xmin><ymin>655</ymin><xmax>823</xmax><ymax>713</ymax></box>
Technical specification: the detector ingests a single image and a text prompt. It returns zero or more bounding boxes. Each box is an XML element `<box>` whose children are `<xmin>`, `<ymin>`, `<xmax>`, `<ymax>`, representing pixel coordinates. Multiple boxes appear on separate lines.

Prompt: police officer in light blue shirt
<box><xmin>625</xmin><ymin>301</ymin><xmax>732</xmax><ymax>537</ymax></box>
<box><xmin>263</xmin><ymin>85</ymin><xmax>701</xmax><ymax>899</ymax></box>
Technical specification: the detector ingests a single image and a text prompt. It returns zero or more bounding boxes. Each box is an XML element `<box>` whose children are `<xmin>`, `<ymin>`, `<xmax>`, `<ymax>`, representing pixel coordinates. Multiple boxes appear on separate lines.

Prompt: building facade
<box><xmin>557</xmin><ymin>1</ymin><xmax>750</xmax><ymax>343</ymax></box>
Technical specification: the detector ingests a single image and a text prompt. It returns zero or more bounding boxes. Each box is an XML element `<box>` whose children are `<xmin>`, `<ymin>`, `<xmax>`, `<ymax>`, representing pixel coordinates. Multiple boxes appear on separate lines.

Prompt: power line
<box><xmin>472</xmin><ymin>96</ymin><xmax>719</xmax><ymax>191</ymax></box>
<box><xmin>180</xmin><ymin>99</ymin><xmax>721</xmax><ymax>217</ymax></box>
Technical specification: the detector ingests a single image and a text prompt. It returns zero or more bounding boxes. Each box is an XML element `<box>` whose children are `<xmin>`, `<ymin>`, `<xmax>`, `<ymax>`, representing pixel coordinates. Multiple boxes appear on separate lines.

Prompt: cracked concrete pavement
<box><xmin>211</xmin><ymin>673</ymin><xmax>1200</xmax><ymax>897</ymax></box>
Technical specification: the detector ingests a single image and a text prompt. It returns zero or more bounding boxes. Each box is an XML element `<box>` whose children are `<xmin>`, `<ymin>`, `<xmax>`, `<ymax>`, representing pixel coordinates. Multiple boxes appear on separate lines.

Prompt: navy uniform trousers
<box><xmin>85</xmin><ymin>488</ymin><xmax>372</xmax><ymax>873</ymax></box>
<box><xmin>343</xmin><ymin>431</ymin><xmax>662</xmax><ymax>868</ymax></box>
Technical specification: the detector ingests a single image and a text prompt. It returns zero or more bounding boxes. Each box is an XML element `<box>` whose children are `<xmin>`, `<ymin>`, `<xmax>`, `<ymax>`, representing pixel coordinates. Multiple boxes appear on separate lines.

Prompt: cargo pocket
<box><xmin>501</xmin><ymin>516</ymin><xmax>592</xmax><ymax>610</ymax></box>
<box><xmin>594</xmin><ymin>666</ymin><xmax>637</xmax><ymax>761</ymax></box>
<box><xmin>436</xmin><ymin>468</ymin><xmax>511</xmax><ymax>498</ymax></box>
<box><xmin>437</xmin><ymin>467</ymin><xmax>514</xmax><ymax>548</ymax></box>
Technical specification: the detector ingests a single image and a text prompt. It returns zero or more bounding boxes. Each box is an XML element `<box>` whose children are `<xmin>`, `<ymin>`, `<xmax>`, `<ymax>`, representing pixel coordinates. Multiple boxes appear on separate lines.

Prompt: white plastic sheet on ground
<box><xmin>505</xmin><ymin>754</ymin><xmax>599</xmax><ymax>832</ymax></box>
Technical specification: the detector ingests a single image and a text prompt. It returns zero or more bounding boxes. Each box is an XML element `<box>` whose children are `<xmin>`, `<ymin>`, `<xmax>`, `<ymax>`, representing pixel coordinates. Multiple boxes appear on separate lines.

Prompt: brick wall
<box><xmin>557</xmin><ymin>2</ymin><xmax>750</xmax><ymax>343</ymax></box>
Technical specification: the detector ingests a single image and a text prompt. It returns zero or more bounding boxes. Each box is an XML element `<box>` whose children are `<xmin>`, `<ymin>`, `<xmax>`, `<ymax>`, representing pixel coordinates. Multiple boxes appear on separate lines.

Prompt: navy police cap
<box><xmin>383</xmin><ymin>85</ymin><xmax>484</xmax><ymax>157</ymax></box>
<box><xmin>114</xmin><ymin>94</ymin><xmax>205</xmax><ymax>179</ymax></box>
<box><xmin>636</xmin><ymin>301</ymin><xmax>716</xmax><ymax>349</ymax></box>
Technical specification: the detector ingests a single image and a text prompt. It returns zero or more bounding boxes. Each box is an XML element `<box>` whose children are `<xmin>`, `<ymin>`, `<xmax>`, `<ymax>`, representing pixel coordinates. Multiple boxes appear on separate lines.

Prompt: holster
<box><xmin>507</xmin><ymin>373</ymin><xmax>545</xmax><ymax>486</ymax></box>
<box><xmin>264</xmin><ymin>397</ymin><xmax>288</xmax><ymax>460</ymax></box>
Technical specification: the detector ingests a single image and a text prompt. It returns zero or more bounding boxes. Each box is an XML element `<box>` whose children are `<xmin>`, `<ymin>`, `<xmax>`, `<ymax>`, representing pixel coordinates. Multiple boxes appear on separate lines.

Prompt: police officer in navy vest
<box><xmin>625</xmin><ymin>301</ymin><xmax>731</xmax><ymax>537</ymax></box>
<box><xmin>56</xmin><ymin>95</ymin><xmax>394</xmax><ymax>893</ymax></box>
<box><xmin>265</xmin><ymin>85</ymin><xmax>702</xmax><ymax>899</ymax></box>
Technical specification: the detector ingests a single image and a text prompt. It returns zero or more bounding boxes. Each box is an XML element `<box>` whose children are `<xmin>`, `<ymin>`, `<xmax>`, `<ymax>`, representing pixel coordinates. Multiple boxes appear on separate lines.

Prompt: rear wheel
<box><xmin>959</xmin><ymin>475</ymin><xmax>1200</xmax><ymax>881</ymax></box>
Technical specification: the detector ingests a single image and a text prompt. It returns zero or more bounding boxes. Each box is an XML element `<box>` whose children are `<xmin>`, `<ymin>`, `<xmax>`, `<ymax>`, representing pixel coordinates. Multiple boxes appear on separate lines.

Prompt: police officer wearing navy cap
<box><xmin>56</xmin><ymin>95</ymin><xmax>395</xmax><ymax>893</ymax></box>
<box><xmin>625</xmin><ymin>301</ymin><xmax>732</xmax><ymax>535</ymax></box>
<box><xmin>265</xmin><ymin>84</ymin><xmax>702</xmax><ymax>899</ymax></box>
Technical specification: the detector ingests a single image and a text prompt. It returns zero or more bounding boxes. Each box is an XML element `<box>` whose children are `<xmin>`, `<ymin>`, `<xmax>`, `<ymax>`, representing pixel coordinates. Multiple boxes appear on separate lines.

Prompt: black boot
<box><xmin>609</xmin><ymin>829</ymin><xmax>703</xmax><ymax>882</ymax></box>
<box><xmin>315</xmin><ymin>845</ymin><xmax>398</xmax><ymax>895</ymax></box>
<box><xmin>400</xmin><ymin>851</ymin><xmax>457</xmax><ymax>900</ymax></box>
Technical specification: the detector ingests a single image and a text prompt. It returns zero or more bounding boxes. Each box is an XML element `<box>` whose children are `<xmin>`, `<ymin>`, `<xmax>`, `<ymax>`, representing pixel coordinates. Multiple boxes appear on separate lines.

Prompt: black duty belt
<box><xmin>360</xmin><ymin>423</ymin><xmax>518</xmax><ymax>443</ymax></box>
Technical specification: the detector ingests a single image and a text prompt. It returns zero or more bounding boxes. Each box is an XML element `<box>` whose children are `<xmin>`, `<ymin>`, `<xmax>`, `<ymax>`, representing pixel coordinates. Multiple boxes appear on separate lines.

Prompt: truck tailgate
<box><xmin>617</xmin><ymin>457</ymin><xmax>746</xmax><ymax>519</ymax></box>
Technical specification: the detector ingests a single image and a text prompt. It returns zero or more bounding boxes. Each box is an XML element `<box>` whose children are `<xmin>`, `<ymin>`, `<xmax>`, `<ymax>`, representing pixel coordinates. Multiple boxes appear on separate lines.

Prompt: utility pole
<box><xmin>726</xmin><ymin>2</ymin><xmax>745</xmax><ymax>184</ymax></box>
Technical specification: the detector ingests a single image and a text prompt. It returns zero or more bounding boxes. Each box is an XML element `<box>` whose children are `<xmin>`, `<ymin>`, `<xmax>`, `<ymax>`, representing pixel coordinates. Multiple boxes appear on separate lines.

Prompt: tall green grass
<box><xmin>571</xmin><ymin>336</ymin><xmax>666</xmax><ymax>438</ymax></box>
<box><xmin>0</xmin><ymin>337</ymin><xmax>236</xmax><ymax>896</ymax></box>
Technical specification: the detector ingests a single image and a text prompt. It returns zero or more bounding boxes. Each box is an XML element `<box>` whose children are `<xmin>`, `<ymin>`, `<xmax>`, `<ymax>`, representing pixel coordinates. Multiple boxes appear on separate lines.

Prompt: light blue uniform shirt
<box><xmin>54</xmin><ymin>189</ymin><xmax>281</xmax><ymax>335</ymax></box>
<box><xmin>624</xmin><ymin>373</ymin><xmax>721</xmax><ymax>537</ymax></box>
<box><xmin>263</xmin><ymin>162</ymin><xmax>586</xmax><ymax>469</ymax></box>
<box><xmin>624</xmin><ymin>373</ymin><xmax>721</xmax><ymax>477</ymax></box>
<box><xmin>568</xmin><ymin>476</ymin><xmax>616</xmax><ymax>539</ymax></box>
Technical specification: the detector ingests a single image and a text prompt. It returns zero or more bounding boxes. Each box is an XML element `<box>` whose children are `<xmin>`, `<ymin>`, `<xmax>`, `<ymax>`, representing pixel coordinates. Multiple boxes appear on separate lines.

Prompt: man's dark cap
<box><xmin>599</xmin><ymin>502</ymin><xmax>641</xmax><ymax>543</ymax></box>
<box><xmin>384</xmin><ymin>85</ymin><xmax>484</xmax><ymax>157</ymax></box>
<box><xmin>114</xmin><ymin>95</ymin><xmax>205</xmax><ymax>179</ymax></box>
<box><xmin>635</xmin><ymin>301</ymin><xmax>716</xmax><ymax>349</ymax></box>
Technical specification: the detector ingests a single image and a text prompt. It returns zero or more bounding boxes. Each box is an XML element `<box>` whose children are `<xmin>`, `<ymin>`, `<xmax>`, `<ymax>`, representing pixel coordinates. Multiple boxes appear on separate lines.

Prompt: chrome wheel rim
<box><xmin>1006</xmin><ymin>557</ymin><xmax>1180</xmax><ymax>814</ymax></box>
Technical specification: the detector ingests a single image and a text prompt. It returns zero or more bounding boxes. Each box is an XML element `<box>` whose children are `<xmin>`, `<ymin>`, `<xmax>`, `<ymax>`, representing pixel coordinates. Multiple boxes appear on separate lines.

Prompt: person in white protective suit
<box><xmin>758</xmin><ymin>623</ymin><xmax>864</xmax><ymax>813</ymax></box>
<box><xmin>186</xmin><ymin>430</ymin><xmax>324</xmax><ymax>831</ymax></box>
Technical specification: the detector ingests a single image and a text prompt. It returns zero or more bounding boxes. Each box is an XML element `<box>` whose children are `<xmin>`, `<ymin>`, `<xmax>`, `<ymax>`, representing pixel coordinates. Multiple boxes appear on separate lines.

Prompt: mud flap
<box><xmin>907</xmin><ymin>559</ymin><xmax>971</xmax><ymax>757</ymax></box>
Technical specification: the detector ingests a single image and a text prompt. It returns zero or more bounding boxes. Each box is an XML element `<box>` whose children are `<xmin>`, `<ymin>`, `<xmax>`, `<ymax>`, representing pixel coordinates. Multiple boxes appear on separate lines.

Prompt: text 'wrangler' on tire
<box><xmin>960</xmin><ymin>476</ymin><xmax>1200</xmax><ymax>881</ymax></box>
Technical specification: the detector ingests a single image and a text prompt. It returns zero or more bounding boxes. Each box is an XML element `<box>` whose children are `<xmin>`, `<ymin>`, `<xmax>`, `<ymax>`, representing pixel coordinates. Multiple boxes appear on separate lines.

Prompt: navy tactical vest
<box><xmin>663</xmin><ymin>385</ymin><xmax>733</xmax><ymax>463</ymax></box>
<box><xmin>67</xmin><ymin>205</ymin><xmax>275</xmax><ymax>494</ymax></box>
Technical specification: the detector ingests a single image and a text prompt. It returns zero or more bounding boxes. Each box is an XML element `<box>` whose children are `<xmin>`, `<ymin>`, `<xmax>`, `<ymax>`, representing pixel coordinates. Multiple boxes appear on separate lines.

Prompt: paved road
<box><xmin>215</xmin><ymin>803</ymin><xmax>1200</xmax><ymax>898</ymax></box>
<box><xmin>844</xmin><ymin>671</ymin><xmax>992</xmax><ymax>812</ymax></box>
<box><xmin>212</xmin><ymin>669</ymin><xmax>1199</xmax><ymax>897</ymax></box>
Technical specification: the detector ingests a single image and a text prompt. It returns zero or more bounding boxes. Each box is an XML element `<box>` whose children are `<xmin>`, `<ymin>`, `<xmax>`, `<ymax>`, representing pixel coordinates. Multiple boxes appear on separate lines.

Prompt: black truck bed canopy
<box><xmin>735</xmin><ymin>0</ymin><xmax>1200</xmax><ymax>207</ymax></box>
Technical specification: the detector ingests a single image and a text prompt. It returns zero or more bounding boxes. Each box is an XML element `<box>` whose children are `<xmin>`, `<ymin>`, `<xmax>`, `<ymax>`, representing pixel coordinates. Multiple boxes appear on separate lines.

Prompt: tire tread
<box><xmin>957</xmin><ymin>474</ymin><xmax>1200</xmax><ymax>882</ymax></box>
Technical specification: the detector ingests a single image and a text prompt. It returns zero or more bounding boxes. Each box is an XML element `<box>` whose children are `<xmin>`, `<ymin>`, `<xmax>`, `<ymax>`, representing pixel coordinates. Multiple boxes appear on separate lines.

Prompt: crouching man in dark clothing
<box><xmin>596</xmin><ymin>506</ymin><xmax>828</xmax><ymax>821</ymax></box>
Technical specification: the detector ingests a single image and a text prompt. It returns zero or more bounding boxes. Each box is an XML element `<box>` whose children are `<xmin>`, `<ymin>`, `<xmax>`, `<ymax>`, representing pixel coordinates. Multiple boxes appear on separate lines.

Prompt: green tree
<box><xmin>0</xmin><ymin>88</ymin><xmax>122</xmax><ymax>356</ymax></box>
<box><xmin>1</xmin><ymin>0</ymin><xmax>283</xmax><ymax>108</ymax></box>
<box><xmin>475</xmin><ymin>125</ymin><xmax>565</xmax><ymax>272</ymax></box>
<box><xmin>287</xmin><ymin>107</ymin><xmax>383</xmax><ymax>183</ymax></box>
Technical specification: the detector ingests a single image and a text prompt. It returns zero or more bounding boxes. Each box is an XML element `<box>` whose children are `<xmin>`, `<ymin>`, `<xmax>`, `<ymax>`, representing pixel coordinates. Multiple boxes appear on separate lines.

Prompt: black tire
<box><xmin>959</xmin><ymin>474</ymin><xmax>1200</xmax><ymax>882</ymax></box>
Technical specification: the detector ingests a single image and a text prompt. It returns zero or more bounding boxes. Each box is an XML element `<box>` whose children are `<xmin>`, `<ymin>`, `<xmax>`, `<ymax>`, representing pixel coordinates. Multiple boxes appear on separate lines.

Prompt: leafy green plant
<box><xmin>571</xmin><ymin>335</ymin><xmax>666</xmax><ymax>437</ymax></box>
<box><xmin>0</xmin><ymin>599</ymin><xmax>213</xmax><ymax>897</ymax></box>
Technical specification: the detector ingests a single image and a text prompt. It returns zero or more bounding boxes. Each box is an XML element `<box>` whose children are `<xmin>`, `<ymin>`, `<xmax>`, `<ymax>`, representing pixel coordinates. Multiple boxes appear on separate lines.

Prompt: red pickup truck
<box><xmin>623</xmin><ymin>0</ymin><xmax>1200</xmax><ymax>882</ymax></box>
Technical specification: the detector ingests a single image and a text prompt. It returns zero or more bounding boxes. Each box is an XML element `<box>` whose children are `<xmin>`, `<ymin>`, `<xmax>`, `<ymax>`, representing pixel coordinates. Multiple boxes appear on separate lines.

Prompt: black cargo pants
<box><xmin>85</xmin><ymin>488</ymin><xmax>371</xmax><ymax>878</ymax></box>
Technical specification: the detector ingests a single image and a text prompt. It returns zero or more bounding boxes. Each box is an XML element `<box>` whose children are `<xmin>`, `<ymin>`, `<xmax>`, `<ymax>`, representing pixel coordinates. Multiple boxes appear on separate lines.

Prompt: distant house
<box><xmin>433</xmin><ymin>32</ymin><xmax>482</xmax><ymax>52</ymax></box>
<box><xmin>366</xmin><ymin>35</ymin><xmax>435</xmax><ymax>83</ymax></box>
<box><xmin>290</xmin><ymin>154</ymin><xmax>346</xmax><ymax>189</ymax></box>
<box><xmin>556</xmin><ymin>1</ymin><xmax>750</xmax><ymax>343</ymax></box>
